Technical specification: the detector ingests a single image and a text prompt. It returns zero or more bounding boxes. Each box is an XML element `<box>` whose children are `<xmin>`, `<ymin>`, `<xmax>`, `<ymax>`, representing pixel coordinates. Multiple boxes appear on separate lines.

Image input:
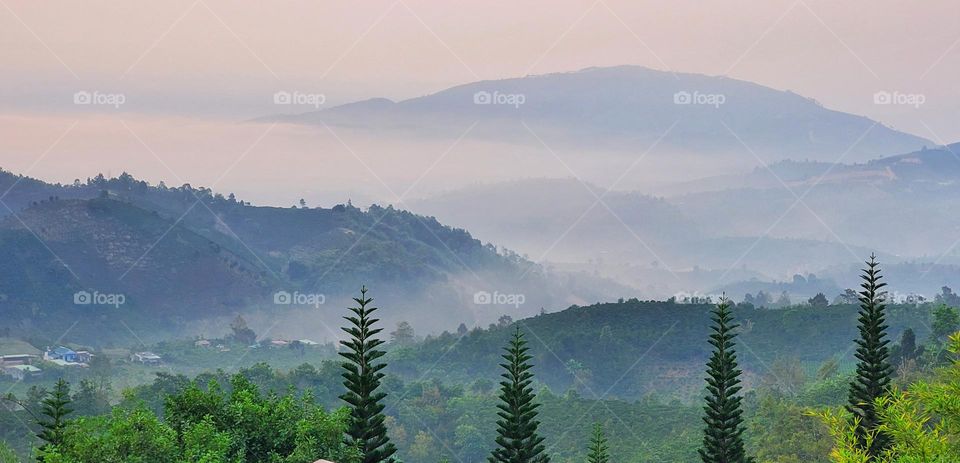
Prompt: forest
<box><xmin>1</xmin><ymin>257</ymin><xmax>959</xmax><ymax>462</ymax></box>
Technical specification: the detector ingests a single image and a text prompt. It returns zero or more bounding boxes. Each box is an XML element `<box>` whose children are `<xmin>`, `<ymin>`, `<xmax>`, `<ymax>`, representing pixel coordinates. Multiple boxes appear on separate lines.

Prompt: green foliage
<box><xmin>40</xmin><ymin>372</ymin><xmax>358</xmax><ymax>463</ymax></box>
<box><xmin>166</xmin><ymin>374</ymin><xmax>349</xmax><ymax>463</ymax></box>
<box><xmin>229</xmin><ymin>315</ymin><xmax>258</xmax><ymax>346</ymax></box>
<box><xmin>931</xmin><ymin>305</ymin><xmax>959</xmax><ymax>342</ymax></box>
<box><xmin>340</xmin><ymin>287</ymin><xmax>397</xmax><ymax>463</ymax></box>
<box><xmin>586</xmin><ymin>423</ymin><xmax>609</xmax><ymax>463</ymax></box>
<box><xmin>815</xmin><ymin>332</ymin><xmax>960</xmax><ymax>463</ymax></box>
<box><xmin>489</xmin><ymin>328</ymin><xmax>549</xmax><ymax>463</ymax></box>
<box><xmin>847</xmin><ymin>255</ymin><xmax>893</xmax><ymax>458</ymax></box>
<box><xmin>37</xmin><ymin>378</ymin><xmax>73</xmax><ymax>449</ymax></box>
<box><xmin>810</xmin><ymin>293</ymin><xmax>830</xmax><ymax>308</ymax></box>
<box><xmin>36</xmin><ymin>406</ymin><xmax>178</xmax><ymax>463</ymax></box>
<box><xmin>390</xmin><ymin>322</ymin><xmax>416</xmax><ymax>348</ymax></box>
<box><xmin>748</xmin><ymin>394</ymin><xmax>832</xmax><ymax>463</ymax></box>
<box><xmin>8</xmin><ymin>279</ymin><xmax>956</xmax><ymax>462</ymax></box>
<box><xmin>0</xmin><ymin>442</ymin><xmax>19</xmax><ymax>463</ymax></box>
<box><xmin>70</xmin><ymin>380</ymin><xmax>110</xmax><ymax>417</ymax></box>
<box><xmin>699</xmin><ymin>299</ymin><xmax>752</xmax><ymax>463</ymax></box>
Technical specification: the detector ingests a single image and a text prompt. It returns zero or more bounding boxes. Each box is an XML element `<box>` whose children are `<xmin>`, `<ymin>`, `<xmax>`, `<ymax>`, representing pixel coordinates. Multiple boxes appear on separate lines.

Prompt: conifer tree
<box><xmin>699</xmin><ymin>298</ymin><xmax>752</xmax><ymax>463</ymax></box>
<box><xmin>489</xmin><ymin>327</ymin><xmax>549</xmax><ymax>463</ymax></box>
<box><xmin>847</xmin><ymin>254</ymin><xmax>893</xmax><ymax>458</ymax></box>
<box><xmin>340</xmin><ymin>286</ymin><xmax>397</xmax><ymax>463</ymax></box>
<box><xmin>586</xmin><ymin>422</ymin><xmax>609</xmax><ymax>463</ymax></box>
<box><xmin>37</xmin><ymin>378</ymin><xmax>73</xmax><ymax>448</ymax></box>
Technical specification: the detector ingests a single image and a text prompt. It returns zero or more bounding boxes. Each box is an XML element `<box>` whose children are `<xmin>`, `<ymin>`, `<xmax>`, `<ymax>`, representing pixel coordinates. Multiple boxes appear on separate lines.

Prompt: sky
<box><xmin>2</xmin><ymin>0</ymin><xmax>959</xmax><ymax>204</ymax></box>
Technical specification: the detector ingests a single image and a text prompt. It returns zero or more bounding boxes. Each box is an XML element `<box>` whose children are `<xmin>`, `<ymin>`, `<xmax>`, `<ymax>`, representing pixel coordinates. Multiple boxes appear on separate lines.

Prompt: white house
<box><xmin>3</xmin><ymin>365</ymin><xmax>42</xmax><ymax>381</ymax></box>
<box><xmin>131</xmin><ymin>352</ymin><xmax>162</xmax><ymax>365</ymax></box>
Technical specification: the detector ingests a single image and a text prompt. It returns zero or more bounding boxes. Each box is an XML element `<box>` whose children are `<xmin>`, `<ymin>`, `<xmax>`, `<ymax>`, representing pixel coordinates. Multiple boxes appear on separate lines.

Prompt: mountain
<box><xmin>669</xmin><ymin>143</ymin><xmax>960</xmax><ymax>259</ymax></box>
<box><xmin>0</xmin><ymin>197</ymin><xmax>269</xmax><ymax>311</ymax></box>
<box><xmin>407</xmin><ymin>177</ymin><xmax>884</xmax><ymax>298</ymax></box>
<box><xmin>0</xmin><ymin>171</ymin><xmax>633</xmax><ymax>345</ymax></box>
<box><xmin>274</xmin><ymin>66</ymin><xmax>930</xmax><ymax>168</ymax></box>
<box><xmin>661</xmin><ymin>142</ymin><xmax>960</xmax><ymax>195</ymax></box>
<box><xmin>405</xmin><ymin>137</ymin><xmax>960</xmax><ymax>298</ymax></box>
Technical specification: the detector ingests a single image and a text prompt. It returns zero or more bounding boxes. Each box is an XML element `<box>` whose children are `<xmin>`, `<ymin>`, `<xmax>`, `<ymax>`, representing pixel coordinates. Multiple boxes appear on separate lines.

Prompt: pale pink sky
<box><xmin>2</xmin><ymin>0</ymin><xmax>959</xmax><ymax>204</ymax></box>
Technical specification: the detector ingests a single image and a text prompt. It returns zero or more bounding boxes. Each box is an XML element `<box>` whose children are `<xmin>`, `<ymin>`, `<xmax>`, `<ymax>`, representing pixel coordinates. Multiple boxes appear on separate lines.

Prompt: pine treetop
<box><xmin>339</xmin><ymin>286</ymin><xmax>397</xmax><ymax>463</ymax></box>
<box><xmin>37</xmin><ymin>377</ymin><xmax>73</xmax><ymax>448</ymax></box>
<box><xmin>587</xmin><ymin>422</ymin><xmax>610</xmax><ymax>463</ymax></box>
<box><xmin>847</xmin><ymin>254</ymin><xmax>893</xmax><ymax>458</ymax></box>
<box><xmin>489</xmin><ymin>327</ymin><xmax>549</xmax><ymax>463</ymax></box>
<box><xmin>699</xmin><ymin>298</ymin><xmax>753</xmax><ymax>463</ymax></box>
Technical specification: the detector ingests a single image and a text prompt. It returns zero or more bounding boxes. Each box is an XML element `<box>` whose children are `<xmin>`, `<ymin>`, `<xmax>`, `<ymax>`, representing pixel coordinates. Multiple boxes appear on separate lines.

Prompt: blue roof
<box><xmin>52</xmin><ymin>346</ymin><xmax>76</xmax><ymax>355</ymax></box>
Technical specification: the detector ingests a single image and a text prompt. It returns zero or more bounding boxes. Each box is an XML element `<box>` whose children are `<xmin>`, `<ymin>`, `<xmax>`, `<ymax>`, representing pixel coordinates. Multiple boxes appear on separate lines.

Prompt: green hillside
<box><xmin>389</xmin><ymin>299</ymin><xmax>935</xmax><ymax>399</ymax></box>
<box><xmin>0</xmin><ymin>172</ymin><xmax>628</xmax><ymax>345</ymax></box>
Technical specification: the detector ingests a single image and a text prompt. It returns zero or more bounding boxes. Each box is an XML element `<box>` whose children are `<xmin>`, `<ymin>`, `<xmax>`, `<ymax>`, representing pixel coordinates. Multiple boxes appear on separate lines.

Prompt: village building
<box><xmin>2</xmin><ymin>364</ymin><xmax>42</xmax><ymax>381</ymax></box>
<box><xmin>0</xmin><ymin>354</ymin><xmax>37</xmax><ymax>366</ymax></box>
<box><xmin>131</xmin><ymin>351</ymin><xmax>162</xmax><ymax>365</ymax></box>
<box><xmin>43</xmin><ymin>346</ymin><xmax>90</xmax><ymax>366</ymax></box>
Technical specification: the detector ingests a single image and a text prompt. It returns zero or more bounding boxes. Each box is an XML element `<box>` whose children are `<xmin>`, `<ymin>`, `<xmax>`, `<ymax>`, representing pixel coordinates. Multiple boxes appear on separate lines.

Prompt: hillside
<box><xmin>662</xmin><ymin>142</ymin><xmax>960</xmax><ymax>195</ymax></box>
<box><xmin>0</xmin><ymin>172</ymin><xmax>632</xmax><ymax>345</ymax></box>
<box><xmin>388</xmin><ymin>299</ymin><xmax>935</xmax><ymax>400</ymax></box>
<box><xmin>670</xmin><ymin>143</ymin><xmax>960</xmax><ymax>259</ymax></box>
<box><xmin>409</xmin><ymin>177</ymin><xmax>884</xmax><ymax>298</ymax></box>
<box><xmin>0</xmin><ymin>197</ymin><xmax>273</xmax><ymax>344</ymax></box>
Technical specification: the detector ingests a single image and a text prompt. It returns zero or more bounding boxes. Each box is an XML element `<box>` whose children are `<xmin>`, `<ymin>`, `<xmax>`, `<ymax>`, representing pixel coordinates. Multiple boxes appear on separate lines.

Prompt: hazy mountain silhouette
<box><xmin>274</xmin><ymin>66</ymin><xmax>930</xmax><ymax>165</ymax></box>
<box><xmin>0</xmin><ymin>170</ymin><xmax>633</xmax><ymax>343</ymax></box>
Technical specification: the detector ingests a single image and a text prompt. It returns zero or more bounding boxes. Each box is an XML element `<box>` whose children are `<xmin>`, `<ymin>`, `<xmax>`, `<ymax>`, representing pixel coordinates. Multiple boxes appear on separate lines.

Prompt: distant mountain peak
<box><xmin>269</xmin><ymin>65</ymin><xmax>930</xmax><ymax>165</ymax></box>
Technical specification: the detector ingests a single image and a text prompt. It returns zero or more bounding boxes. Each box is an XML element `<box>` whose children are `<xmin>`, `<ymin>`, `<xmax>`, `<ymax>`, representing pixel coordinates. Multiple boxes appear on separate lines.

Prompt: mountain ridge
<box><xmin>0</xmin><ymin>169</ymin><xmax>635</xmax><ymax>344</ymax></box>
<box><xmin>269</xmin><ymin>65</ymin><xmax>931</xmax><ymax>165</ymax></box>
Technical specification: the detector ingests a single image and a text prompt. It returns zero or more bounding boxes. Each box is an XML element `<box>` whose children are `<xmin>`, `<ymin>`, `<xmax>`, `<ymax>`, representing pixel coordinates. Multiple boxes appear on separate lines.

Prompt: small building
<box><xmin>3</xmin><ymin>365</ymin><xmax>42</xmax><ymax>381</ymax></box>
<box><xmin>74</xmin><ymin>351</ymin><xmax>93</xmax><ymax>363</ymax></box>
<box><xmin>44</xmin><ymin>346</ymin><xmax>79</xmax><ymax>363</ymax></box>
<box><xmin>195</xmin><ymin>339</ymin><xmax>212</xmax><ymax>348</ymax></box>
<box><xmin>0</xmin><ymin>354</ymin><xmax>37</xmax><ymax>366</ymax></box>
<box><xmin>297</xmin><ymin>339</ymin><xmax>319</xmax><ymax>346</ymax></box>
<box><xmin>131</xmin><ymin>352</ymin><xmax>162</xmax><ymax>365</ymax></box>
<box><xmin>269</xmin><ymin>339</ymin><xmax>290</xmax><ymax>348</ymax></box>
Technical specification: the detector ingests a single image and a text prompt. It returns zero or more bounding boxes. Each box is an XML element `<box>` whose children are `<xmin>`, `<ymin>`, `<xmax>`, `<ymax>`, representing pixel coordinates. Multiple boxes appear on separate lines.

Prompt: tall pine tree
<box><xmin>699</xmin><ymin>298</ymin><xmax>753</xmax><ymax>463</ymax></box>
<box><xmin>37</xmin><ymin>378</ymin><xmax>73</xmax><ymax>448</ymax></box>
<box><xmin>340</xmin><ymin>286</ymin><xmax>397</xmax><ymax>463</ymax></box>
<box><xmin>847</xmin><ymin>254</ymin><xmax>893</xmax><ymax>458</ymax></box>
<box><xmin>587</xmin><ymin>422</ymin><xmax>609</xmax><ymax>463</ymax></box>
<box><xmin>489</xmin><ymin>327</ymin><xmax>549</xmax><ymax>463</ymax></box>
